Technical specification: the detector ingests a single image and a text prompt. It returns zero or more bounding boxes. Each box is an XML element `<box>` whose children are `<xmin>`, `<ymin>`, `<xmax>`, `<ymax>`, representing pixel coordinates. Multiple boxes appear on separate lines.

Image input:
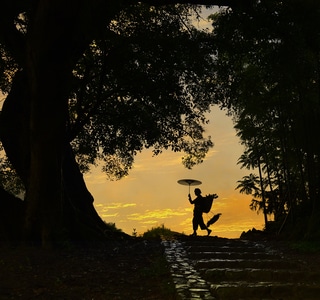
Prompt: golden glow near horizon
<box><xmin>85</xmin><ymin>8</ymin><xmax>263</xmax><ymax>238</ymax></box>
<box><xmin>85</xmin><ymin>106</ymin><xmax>264</xmax><ymax>238</ymax></box>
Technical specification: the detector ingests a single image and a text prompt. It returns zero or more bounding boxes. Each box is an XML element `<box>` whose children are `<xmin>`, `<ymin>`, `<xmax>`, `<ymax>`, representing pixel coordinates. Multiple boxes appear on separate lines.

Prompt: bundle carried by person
<box><xmin>201</xmin><ymin>193</ymin><xmax>218</xmax><ymax>213</ymax></box>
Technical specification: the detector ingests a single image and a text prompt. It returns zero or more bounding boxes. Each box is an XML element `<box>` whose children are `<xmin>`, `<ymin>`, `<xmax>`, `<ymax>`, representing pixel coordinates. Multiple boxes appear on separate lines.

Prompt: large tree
<box><xmin>0</xmin><ymin>0</ymin><xmax>237</xmax><ymax>246</ymax></box>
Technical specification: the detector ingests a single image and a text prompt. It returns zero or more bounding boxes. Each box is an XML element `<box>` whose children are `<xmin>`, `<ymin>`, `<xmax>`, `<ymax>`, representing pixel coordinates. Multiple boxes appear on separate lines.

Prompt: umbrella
<box><xmin>177</xmin><ymin>179</ymin><xmax>202</xmax><ymax>194</ymax></box>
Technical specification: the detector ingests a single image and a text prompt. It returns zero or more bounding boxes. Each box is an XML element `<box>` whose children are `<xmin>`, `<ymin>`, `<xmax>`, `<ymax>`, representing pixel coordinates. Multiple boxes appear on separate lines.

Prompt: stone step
<box><xmin>164</xmin><ymin>237</ymin><xmax>320</xmax><ymax>299</ymax></box>
<box><xmin>186</xmin><ymin>246</ymin><xmax>271</xmax><ymax>254</ymax></box>
<box><xmin>188</xmin><ymin>251</ymin><xmax>281</xmax><ymax>260</ymax></box>
<box><xmin>195</xmin><ymin>258</ymin><xmax>298</xmax><ymax>270</ymax></box>
<box><xmin>203</xmin><ymin>268</ymin><xmax>320</xmax><ymax>283</ymax></box>
<box><xmin>181</xmin><ymin>237</ymin><xmax>247</xmax><ymax>246</ymax></box>
<box><xmin>210</xmin><ymin>282</ymin><xmax>320</xmax><ymax>299</ymax></box>
<box><xmin>182</xmin><ymin>239</ymin><xmax>255</xmax><ymax>247</ymax></box>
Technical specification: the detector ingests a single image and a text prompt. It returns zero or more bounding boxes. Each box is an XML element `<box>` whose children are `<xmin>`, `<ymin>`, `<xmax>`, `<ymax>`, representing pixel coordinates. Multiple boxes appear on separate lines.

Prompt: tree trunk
<box><xmin>0</xmin><ymin>71</ymin><xmax>108</xmax><ymax>245</ymax></box>
<box><xmin>0</xmin><ymin>71</ymin><xmax>30</xmax><ymax>184</ymax></box>
<box><xmin>257</xmin><ymin>157</ymin><xmax>268</xmax><ymax>229</ymax></box>
<box><xmin>62</xmin><ymin>145</ymin><xmax>109</xmax><ymax>242</ymax></box>
<box><xmin>0</xmin><ymin>23</ymin><xmax>109</xmax><ymax>245</ymax></box>
<box><xmin>0</xmin><ymin>0</ymin><xmax>127</xmax><ymax>246</ymax></box>
<box><xmin>24</xmin><ymin>3</ymin><xmax>70</xmax><ymax>247</ymax></box>
<box><xmin>0</xmin><ymin>187</ymin><xmax>24</xmax><ymax>244</ymax></box>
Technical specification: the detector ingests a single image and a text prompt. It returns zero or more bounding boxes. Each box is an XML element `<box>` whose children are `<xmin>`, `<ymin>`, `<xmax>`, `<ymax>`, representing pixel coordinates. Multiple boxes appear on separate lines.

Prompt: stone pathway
<box><xmin>162</xmin><ymin>238</ymin><xmax>215</xmax><ymax>299</ymax></box>
<box><xmin>162</xmin><ymin>236</ymin><xmax>320</xmax><ymax>300</ymax></box>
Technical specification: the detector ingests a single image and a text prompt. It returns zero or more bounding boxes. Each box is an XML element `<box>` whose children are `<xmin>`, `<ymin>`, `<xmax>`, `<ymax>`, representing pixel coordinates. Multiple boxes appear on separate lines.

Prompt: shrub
<box><xmin>142</xmin><ymin>224</ymin><xmax>183</xmax><ymax>240</ymax></box>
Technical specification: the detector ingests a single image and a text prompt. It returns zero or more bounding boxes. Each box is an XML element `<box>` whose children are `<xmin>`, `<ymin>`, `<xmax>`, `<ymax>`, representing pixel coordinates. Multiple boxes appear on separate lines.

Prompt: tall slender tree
<box><xmin>211</xmin><ymin>0</ymin><xmax>320</xmax><ymax>237</ymax></box>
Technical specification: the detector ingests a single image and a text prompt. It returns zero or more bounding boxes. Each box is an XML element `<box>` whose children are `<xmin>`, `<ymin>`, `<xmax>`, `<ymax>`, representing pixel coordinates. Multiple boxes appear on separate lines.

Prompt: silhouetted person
<box><xmin>189</xmin><ymin>188</ymin><xmax>212</xmax><ymax>236</ymax></box>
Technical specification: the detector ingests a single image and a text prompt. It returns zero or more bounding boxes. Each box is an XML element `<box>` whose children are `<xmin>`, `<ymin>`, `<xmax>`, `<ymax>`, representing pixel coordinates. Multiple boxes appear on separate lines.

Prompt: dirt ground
<box><xmin>0</xmin><ymin>238</ymin><xmax>177</xmax><ymax>300</ymax></box>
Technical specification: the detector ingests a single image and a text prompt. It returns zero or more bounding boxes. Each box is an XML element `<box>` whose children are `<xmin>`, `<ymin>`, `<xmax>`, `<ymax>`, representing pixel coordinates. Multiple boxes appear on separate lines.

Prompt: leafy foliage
<box><xmin>212</xmin><ymin>1</ymin><xmax>320</xmax><ymax>236</ymax></box>
<box><xmin>142</xmin><ymin>224</ymin><xmax>183</xmax><ymax>239</ymax></box>
<box><xmin>67</xmin><ymin>4</ymin><xmax>215</xmax><ymax>179</ymax></box>
<box><xmin>0</xmin><ymin>4</ymin><xmax>216</xmax><ymax>188</ymax></box>
<box><xmin>0</xmin><ymin>144</ymin><xmax>24</xmax><ymax>197</ymax></box>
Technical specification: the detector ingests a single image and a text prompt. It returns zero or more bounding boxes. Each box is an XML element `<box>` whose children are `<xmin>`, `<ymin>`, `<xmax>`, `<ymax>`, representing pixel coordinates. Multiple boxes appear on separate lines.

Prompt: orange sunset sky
<box><xmin>85</xmin><ymin>106</ymin><xmax>264</xmax><ymax>238</ymax></box>
<box><xmin>84</xmin><ymin>7</ymin><xmax>264</xmax><ymax>238</ymax></box>
<box><xmin>0</xmin><ymin>7</ymin><xmax>263</xmax><ymax>238</ymax></box>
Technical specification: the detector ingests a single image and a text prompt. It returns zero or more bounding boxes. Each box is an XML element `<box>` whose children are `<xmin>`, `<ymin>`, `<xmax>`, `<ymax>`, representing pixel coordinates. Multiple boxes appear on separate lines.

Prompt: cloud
<box><xmin>101</xmin><ymin>213</ymin><xmax>119</xmax><ymax>218</ymax></box>
<box><xmin>104</xmin><ymin>202</ymin><xmax>136</xmax><ymax>209</ymax></box>
<box><xmin>84</xmin><ymin>106</ymin><xmax>264</xmax><ymax>238</ymax></box>
<box><xmin>94</xmin><ymin>202</ymin><xmax>137</xmax><ymax>214</ymax></box>
<box><xmin>207</xmin><ymin>149</ymin><xmax>219</xmax><ymax>157</ymax></box>
<box><xmin>84</xmin><ymin>171</ymin><xmax>107</xmax><ymax>185</ymax></box>
<box><xmin>179</xmin><ymin>217</ymin><xmax>193</xmax><ymax>227</ymax></box>
<box><xmin>132</xmin><ymin>151</ymin><xmax>183</xmax><ymax>172</ymax></box>
<box><xmin>139</xmin><ymin>220</ymin><xmax>159</xmax><ymax>225</ymax></box>
<box><xmin>127</xmin><ymin>208</ymin><xmax>188</xmax><ymax>221</ymax></box>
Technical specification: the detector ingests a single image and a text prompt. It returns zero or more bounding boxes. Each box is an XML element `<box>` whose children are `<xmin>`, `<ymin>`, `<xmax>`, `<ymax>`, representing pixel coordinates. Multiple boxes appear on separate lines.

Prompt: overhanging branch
<box><xmin>136</xmin><ymin>0</ymin><xmax>233</xmax><ymax>6</ymax></box>
<box><xmin>127</xmin><ymin>0</ymin><xmax>255</xmax><ymax>12</ymax></box>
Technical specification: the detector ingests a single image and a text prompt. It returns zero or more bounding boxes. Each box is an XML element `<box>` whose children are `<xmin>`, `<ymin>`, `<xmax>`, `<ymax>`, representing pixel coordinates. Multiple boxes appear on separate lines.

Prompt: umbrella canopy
<box><xmin>177</xmin><ymin>179</ymin><xmax>202</xmax><ymax>193</ymax></box>
<box><xmin>177</xmin><ymin>179</ymin><xmax>202</xmax><ymax>186</ymax></box>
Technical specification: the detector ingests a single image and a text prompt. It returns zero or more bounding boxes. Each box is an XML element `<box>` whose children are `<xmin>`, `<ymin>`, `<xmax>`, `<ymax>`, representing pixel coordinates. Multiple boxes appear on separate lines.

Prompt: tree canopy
<box><xmin>211</xmin><ymin>0</ymin><xmax>320</xmax><ymax>238</ymax></box>
<box><xmin>0</xmin><ymin>1</ymin><xmax>223</xmax><ymax>246</ymax></box>
<box><xmin>69</xmin><ymin>4</ymin><xmax>216</xmax><ymax>179</ymax></box>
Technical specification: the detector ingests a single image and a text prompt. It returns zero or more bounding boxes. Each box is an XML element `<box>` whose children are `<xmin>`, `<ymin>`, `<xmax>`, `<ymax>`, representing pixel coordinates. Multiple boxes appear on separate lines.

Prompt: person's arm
<box><xmin>188</xmin><ymin>193</ymin><xmax>193</xmax><ymax>204</ymax></box>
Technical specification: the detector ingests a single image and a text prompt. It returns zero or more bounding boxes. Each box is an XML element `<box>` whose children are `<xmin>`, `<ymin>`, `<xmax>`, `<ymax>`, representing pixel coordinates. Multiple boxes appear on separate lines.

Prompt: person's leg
<box><xmin>192</xmin><ymin>217</ymin><xmax>198</xmax><ymax>235</ymax></box>
<box><xmin>192</xmin><ymin>212</ymin><xmax>199</xmax><ymax>236</ymax></box>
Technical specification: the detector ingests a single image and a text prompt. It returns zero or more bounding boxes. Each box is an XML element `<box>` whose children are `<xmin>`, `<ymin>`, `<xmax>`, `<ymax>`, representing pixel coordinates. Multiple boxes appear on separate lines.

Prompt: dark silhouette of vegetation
<box><xmin>0</xmin><ymin>1</ymin><xmax>226</xmax><ymax>247</ymax></box>
<box><xmin>211</xmin><ymin>1</ymin><xmax>320</xmax><ymax>239</ymax></box>
<box><xmin>1</xmin><ymin>0</ymin><xmax>319</xmax><ymax>246</ymax></box>
<box><xmin>142</xmin><ymin>224</ymin><xmax>184</xmax><ymax>239</ymax></box>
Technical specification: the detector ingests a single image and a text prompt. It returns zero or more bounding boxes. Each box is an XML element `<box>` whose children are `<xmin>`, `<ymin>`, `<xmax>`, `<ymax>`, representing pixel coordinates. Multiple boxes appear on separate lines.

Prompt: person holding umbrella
<box><xmin>189</xmin><ymin>188</ymin><xmax>212</xmax><ymax>236</ymax></box>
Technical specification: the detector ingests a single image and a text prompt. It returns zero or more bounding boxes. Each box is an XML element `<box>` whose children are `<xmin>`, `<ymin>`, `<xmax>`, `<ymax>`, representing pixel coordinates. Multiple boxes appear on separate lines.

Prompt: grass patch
<box><xmin>139</xmin><ymin>253</ymin><xmax>177</xmax><ymax>299</ymax></box>
<box><xmin>142</xmin><ymin>224</ymin><xmax>185</xmax><ymax>240</ymax></box>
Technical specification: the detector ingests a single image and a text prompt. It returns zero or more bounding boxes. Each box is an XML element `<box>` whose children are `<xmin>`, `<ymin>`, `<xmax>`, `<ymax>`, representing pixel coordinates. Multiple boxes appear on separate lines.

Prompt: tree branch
<box><xmin>137</xmin><ymin>0</ymin><xmax>233</xmax><ymax>6</ymax></box>
<box><xmin>0</xmin><ymin>10</ymin><xmax>26</xmax><ymax>66</ymax></box>
<box><xmin>127</xmin><ymin>0</ymin><xmax>256</xmax><ymax>13</ymax></box>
